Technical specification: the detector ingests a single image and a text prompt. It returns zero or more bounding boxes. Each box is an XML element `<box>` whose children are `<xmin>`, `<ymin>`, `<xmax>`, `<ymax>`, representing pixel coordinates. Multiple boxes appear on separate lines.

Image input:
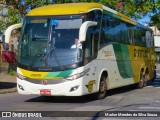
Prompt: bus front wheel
<box><xmin>96</xmin><ymin>75</ymin><xmax>107</xmax><ymax>99</ymax></box>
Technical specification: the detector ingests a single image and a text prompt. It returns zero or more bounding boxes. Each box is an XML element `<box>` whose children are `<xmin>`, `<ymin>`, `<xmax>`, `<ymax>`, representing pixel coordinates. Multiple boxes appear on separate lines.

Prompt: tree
<box><xmin>2</xmin><ymin>0</ymin><xmax>160</xmax><ymax>28</ymax></box>
<box><xmin>4</xmin><ymin>0</ymin><xmax>51</xmax><ymax>25</ymax></box>
<box><xmin>0</xmin><ymin>4</ymin><xmax>8</xmax><ymax>32</ymax></box>
<box><xmin>101</xmin><ymin>0</ymin><xmax>160</xmax><ymax>28</ymax></box>
<box><xmin>151</xmin><ymin>0</ymin><xmax>160</xmax><ymax>29</ymax></box>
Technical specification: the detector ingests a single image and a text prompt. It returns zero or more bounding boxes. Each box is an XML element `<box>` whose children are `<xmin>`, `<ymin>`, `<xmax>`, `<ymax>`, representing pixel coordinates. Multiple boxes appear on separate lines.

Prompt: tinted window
<box><xmin>101</xmin><ymin>13</ymin><xmax>148</xmax><ymax>47</ymax></box>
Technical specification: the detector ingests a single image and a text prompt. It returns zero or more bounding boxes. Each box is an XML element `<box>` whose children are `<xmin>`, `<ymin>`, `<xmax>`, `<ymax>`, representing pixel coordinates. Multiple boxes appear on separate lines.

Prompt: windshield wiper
<box><xmin>29</xmin><ymin>47</ymin><xmax>45</xmax><ymax>68</ymax></box>
<box><xmin>45</xmin><ymin>46</ymin><xmax>63</xmax><ymax>69</ymax></box>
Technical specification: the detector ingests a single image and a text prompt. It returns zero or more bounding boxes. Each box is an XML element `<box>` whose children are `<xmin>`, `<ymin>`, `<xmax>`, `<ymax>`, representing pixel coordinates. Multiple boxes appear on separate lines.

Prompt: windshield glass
<box><xmin>18</xmin><ymin>15</ymin><xmax>84</xmax><ymax>70</ymax></box>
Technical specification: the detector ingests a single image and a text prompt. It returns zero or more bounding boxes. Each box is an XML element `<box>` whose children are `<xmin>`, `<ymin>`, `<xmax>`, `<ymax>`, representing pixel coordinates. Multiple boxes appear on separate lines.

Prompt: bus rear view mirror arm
<box><xmin>1</xmin><ymin>35</ymin><xmax>9</xmax><ymax>51</ymax></box>
<box><xmin>4</xmin><ymin>23</ymin><xmax>22</xmax><ymax>43</ymax></box>
<box><xmin>0</xmin><ymin>35</ymin><xmax>5</xmax><ymax>43</ymax></box>
<box><xmin>79</xmin><ymin>21</ymin><xmax>97</xmax><ymax>42</ymax></box>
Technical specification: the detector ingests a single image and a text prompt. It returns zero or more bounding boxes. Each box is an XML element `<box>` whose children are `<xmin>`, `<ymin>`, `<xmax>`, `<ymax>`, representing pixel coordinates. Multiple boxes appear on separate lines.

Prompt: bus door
<box><xmin>83</xmin><ymin>26</ymin><xmax>99</xmax><ymax>93</ymax></box>
<box><xmin>83</xmin><ymin>10</ymin><xmax>102</xmax><ymax>65</ymax></box>
<box><xmin>82</xmin><ymin>10</ymin><xmax>102</xmax><ymax>92</ymax></box>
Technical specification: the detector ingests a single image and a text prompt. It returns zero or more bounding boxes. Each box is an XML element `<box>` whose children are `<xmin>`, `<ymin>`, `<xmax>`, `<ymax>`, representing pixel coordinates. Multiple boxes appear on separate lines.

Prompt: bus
<box><xmin>14</xmin><ymin>3</ymin><xmax>154</xmax><ymax>99</ymax></box>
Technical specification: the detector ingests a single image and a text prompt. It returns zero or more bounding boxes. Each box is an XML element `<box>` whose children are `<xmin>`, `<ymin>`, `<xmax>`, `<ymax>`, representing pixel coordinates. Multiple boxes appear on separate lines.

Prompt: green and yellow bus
<box><xmin>16</xmin><ymin>3</ymin><xmax>154</xmax><ymax>99</ymax></box>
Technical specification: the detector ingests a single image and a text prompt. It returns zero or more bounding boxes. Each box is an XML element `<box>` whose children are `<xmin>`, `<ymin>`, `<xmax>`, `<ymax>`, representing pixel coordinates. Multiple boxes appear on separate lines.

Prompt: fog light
<box><xmin>70</xmin><ymin>85</ymin><xmax>79</xmax><ymax>92</ymax></box>
<box><xmin>18</xmin><ymin>84</ymin><xmax>24</xmax><ymax>91</ymax></box>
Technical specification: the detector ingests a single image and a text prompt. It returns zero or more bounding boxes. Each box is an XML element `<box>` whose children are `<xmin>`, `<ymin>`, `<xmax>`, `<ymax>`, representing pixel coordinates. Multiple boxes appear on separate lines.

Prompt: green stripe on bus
<box><xmin>113</xmin><ymin>44</ymin><xmax>133</xmax><ymax>78</ymax></box>
<box><xmin>45</xmin><ymin>69</ymin><xmax>74</xmax><ymax>78</ymax></box>
<box><xmin>103</xmin><ymin>10</ymin><xmax>121</xmax><ymax>19</ymax></box>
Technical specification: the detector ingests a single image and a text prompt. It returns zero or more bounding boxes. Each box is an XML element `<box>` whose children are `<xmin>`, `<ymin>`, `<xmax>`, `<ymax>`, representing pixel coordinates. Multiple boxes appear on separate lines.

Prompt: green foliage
<box><xmin>100</xmin><ymin>0</ymin><xmax>155</xmax><ymax>19</ymax></box>
<box><xmin>7</xmin><ymin>7</ymin><xmax>21</xmax><ymax>24</ymax></box>
<box><xmin>78</xmin><ymin>0</ymin><xmax>97</xmax><ymax>2</ymax></box>
<box><xmin>0</xmin><ymin>18</ymin><xmax>6</xmax><ymax>32</ymax></box>
<box><xmin>3</xmin><ymin>0</ymin><xmax>52</xmax><ymax>26</ymax></box>
<box><xmin>151</xmin><ymin>0</ymin><xmax>160</xmax><ymax>29</ymax></box>
<box><xmin>151</xmin><ymin>14</ymin><xmax>160</xmax><ymax>29</ymax></box>
<box><xmin>101</xmin><ymin>0</ymin><xmax>118</xmax><ymax>7</ymax></box>
<box><xmin>0</xmin><ymin>6</ymin><xmax>6</xmax><ymax>32</ymax></box>
<box><xmin>54</xmin><ymin>0</ymin><xmax>73</xmax><ymax>3</ymax></box>
<box><xmin>8</xmin><ymin>69</ymin><xmax>15</xmax><ymax>76</ymax></box>
<box><xmin>100</xmin><ymin>0</ymin><xmax>160</xmax><ymax>28</ymax></box>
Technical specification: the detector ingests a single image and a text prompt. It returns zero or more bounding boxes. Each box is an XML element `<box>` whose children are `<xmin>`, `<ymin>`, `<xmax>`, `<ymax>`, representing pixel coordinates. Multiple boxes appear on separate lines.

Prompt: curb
<box><xmin>0</xmin><ymin>87</ymin><xmax>17</xmax><ymax>94</ymax></box>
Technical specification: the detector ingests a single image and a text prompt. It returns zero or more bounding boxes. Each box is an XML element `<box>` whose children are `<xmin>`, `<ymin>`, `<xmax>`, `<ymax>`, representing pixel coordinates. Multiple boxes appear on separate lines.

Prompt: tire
<box><xmin>138</xmin><ymin>72</ymin><xmax>145</xmax><ymax>89</ymax></box>
<box><xmin>143</xmin><ymin>74</ymin><xmax>148</xmax><ymax>87</ymax></box>
<box><xmin>154</xmin><ymin>69</ymin><xmax>156</xmax><ymax>80</ymax></box>
<box><xmin>96</xmin><ymin>75</ymin><xmax>107</xmax><ymax>100</ymax></box>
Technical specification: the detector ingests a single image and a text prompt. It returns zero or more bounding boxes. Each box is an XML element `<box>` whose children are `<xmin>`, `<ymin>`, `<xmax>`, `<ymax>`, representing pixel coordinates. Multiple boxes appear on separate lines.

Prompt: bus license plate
<box><xmin>40</xmin><ymin>90</ymin><xmax>51</xmax><ymax>95</ymax></box>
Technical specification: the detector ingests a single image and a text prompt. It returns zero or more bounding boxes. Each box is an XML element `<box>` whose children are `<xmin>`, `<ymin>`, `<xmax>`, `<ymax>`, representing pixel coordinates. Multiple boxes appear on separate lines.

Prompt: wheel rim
<box><xmin>144</xmin><ymin>74</ymin><xmax>148</xmax><ymax>86</ymax></box>
<box><xmin>100</xmin><ymin>77</ymin><xmax>106</xmax><ymax>94</ymax></box>
<box><xmin>100</xmin><ymin>81</ymin><xmax>105</xmax><ymax>93</ymax></box>
<box><xmin>97</xmin><ymin>76</ymin><xmax>107</xmax><ymax>99</ymax></box>
<box><xmin>138</xmin><ymin>73</ymin><xmax>144</xmax><ymax>88</ymax></box>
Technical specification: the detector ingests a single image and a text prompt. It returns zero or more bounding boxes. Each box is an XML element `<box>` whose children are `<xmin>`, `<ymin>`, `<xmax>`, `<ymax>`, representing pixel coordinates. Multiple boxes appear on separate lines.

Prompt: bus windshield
<box><xmin>18</xmin><ymin>15</ymin><xmax>84</xmax><ymax>70</ymax></box>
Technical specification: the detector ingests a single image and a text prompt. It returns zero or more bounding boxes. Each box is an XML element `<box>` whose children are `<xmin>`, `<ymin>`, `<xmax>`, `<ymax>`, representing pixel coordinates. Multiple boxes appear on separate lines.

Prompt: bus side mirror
<box><xmin>2</xmin><ymin>35</ymin><xmax>5</xmax><ymax>43</ymax></box>
<box><xmin>0</xmin><ymin>35</ymin><xmax>5</xmax><ymax>43</ymax></box>
<box><xmin>1</xmin><ymin>35</ymin><xmax>9</xmax><ymax>51</ymax></box>
<box><xmin>3</xmin><ymin>43</ymin><xmax>9</xmax><ymax>51</ymax></box>
<box><xmin>79</xmin><ymin>21</ymin><xmax>97</xmax><ymax>42</ymax></box>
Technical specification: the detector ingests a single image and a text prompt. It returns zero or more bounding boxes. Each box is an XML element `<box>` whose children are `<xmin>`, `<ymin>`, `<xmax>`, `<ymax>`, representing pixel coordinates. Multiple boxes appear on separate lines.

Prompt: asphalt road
<box><xmin>1</xmin><ymin>74</ymin><xmax>160</xmax><ymax>120</ymax></box>
<box><xmin>0</xmin><ymin>85</ymin><xmax>160</xmax><ymax>111</ymax></box>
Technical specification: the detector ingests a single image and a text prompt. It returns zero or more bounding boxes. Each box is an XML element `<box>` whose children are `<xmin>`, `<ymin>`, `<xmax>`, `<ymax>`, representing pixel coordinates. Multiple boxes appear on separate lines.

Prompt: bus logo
<box><xmin>42</xmin><ymin>80</ymin><xmax>48</xmax><ymax>85</ymax></box>
<box><xmin>86</xmin><ymin>80</ymin><xmax>96</xmax><ymax>92</ymax></box>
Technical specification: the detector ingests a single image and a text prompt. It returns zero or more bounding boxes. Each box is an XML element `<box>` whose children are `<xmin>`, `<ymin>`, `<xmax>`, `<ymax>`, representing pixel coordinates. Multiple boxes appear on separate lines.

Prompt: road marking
<box><xmin>139</xmin><ymin>107</ymin><xmax>160</xmax><ymax>110</ymax></box>
<box><xmin>129</xmin><ymin>110</ymin><xmax>144</xmax><ymax>111</ymax></box>
<box><xmin>146</xmin><ymin>86</ymin><xmax>160</xmax><ymax>88</ymax></box>
<box><xmin>129</xmin><ymin>106</ymin><xmax>160</xmax><ymax>111</ymax></box>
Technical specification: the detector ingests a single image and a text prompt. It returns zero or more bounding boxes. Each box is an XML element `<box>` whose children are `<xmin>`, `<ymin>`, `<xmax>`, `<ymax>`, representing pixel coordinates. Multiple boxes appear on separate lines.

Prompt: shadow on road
<box><xmin>107</xmin><ymin>85</ymin><xmax>137</xmax><ymax>97</ymax></box>
<box><xmin>25</xmin><ymin>95</ymin><xmax>96</xmax><ymax>103</ymax></box>
<box><xmin>25</xmin><ymin>85</ymin><xmax>137</xmax><ymax>103</ymax></box>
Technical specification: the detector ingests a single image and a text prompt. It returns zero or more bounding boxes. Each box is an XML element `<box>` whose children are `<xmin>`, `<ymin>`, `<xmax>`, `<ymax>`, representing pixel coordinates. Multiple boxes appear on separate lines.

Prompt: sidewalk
<box><xmin>0</xmin><ymin>71</ymin><xmax>17</xmax><ymax>94</ymax></box>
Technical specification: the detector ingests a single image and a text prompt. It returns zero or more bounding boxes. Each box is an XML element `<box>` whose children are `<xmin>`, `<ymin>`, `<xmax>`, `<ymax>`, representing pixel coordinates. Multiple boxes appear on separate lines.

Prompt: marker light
<box><xmin>18</xmin><ymin>84</ymin><xmax>24</xmax><ymax>91</ymax></box>
<box><xmin>70</xmin><ymin>85</ymin><xmax>79</xmax><ymax>92</ymax></box>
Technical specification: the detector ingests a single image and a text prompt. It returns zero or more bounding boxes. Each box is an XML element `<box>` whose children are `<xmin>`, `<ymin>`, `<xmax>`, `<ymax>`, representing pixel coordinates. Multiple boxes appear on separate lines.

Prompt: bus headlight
<box><xmin>66</xmin><ymin>68</ymin><xmax>90</xmax><ymax>81</ymax></box>
<box><xmin>17</xmin><ymin>73</ymin><xmax>26</xmax><ymax>80</ymax></box>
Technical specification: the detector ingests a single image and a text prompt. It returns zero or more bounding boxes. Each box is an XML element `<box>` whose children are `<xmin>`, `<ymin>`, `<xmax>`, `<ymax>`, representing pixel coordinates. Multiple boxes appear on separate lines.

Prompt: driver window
<box><xmin>84</xmin><ymin>26</ymin><xmax>98</xmax><ymax>64</ymax></box>
<box><xmin>84</xmin><ymin>10</ymin><xmax>102</xmax><ymax>64</ymax></box>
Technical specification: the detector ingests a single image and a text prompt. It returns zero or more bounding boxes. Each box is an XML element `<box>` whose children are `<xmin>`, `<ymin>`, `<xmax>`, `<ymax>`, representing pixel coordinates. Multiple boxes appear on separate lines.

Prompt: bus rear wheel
<box><xmin>96</xmin><ymin>75</ymin><xmax>107</xmax><ymax>99</ymax></box>
<box><xmin>138</xmin><ymin>74</ymin><xmax>144</xmax><ymax>88</ymax></box>
<box><xmin>138</xmin><ymin>72</ymin><xmax>147</xmax><ymax>88</ymax></box>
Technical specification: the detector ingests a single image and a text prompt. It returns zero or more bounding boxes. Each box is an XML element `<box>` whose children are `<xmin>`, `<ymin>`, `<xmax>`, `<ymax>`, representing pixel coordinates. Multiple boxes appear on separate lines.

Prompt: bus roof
<box><xmin>27</xmin><ymin>3</ymin><xmax>102</xmax><ymax>16</ymax></box>
<box><xmin>26</xmin><ymin>3</ymin><xmax>151</xmax><ymax>30</ymax></box>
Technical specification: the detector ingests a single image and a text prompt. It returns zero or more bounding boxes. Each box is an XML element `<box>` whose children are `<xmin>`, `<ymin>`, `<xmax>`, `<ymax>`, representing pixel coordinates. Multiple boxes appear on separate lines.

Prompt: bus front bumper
<box><xmin>17</xmin><ymin>78</ymin><xmax>84</xmax><ymax>96</ymax></box>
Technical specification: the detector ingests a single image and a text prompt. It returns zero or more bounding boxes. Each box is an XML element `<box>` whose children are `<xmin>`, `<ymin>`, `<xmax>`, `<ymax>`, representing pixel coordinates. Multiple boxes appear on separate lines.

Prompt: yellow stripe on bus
<box><xmin>27</xmin><ymin>3</ymin><xmax>102</xmax><ymax>16</ymax></box>
<box><xmin>20</xmin><ymin>68</ymin><xmax>48</xmax><ymax>79</ymax></box>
